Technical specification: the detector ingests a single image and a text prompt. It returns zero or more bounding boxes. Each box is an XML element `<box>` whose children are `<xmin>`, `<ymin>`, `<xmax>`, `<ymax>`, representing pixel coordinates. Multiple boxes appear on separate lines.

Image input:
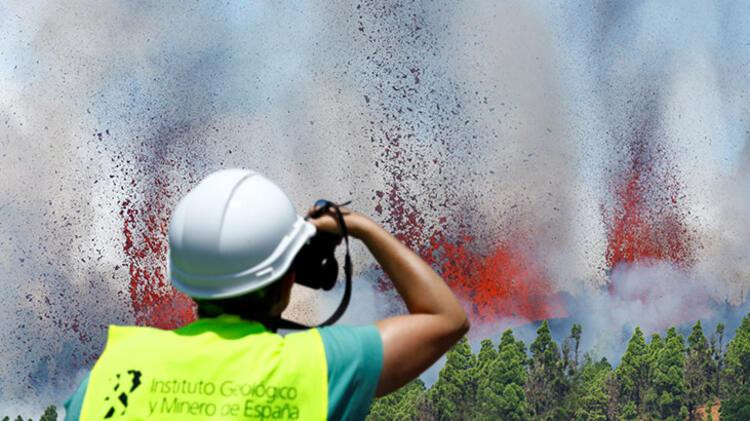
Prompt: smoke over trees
<box><xmin>366</xmin><ymin>313</ymin><xmax>750</xmax><ymax>420</ymax></box>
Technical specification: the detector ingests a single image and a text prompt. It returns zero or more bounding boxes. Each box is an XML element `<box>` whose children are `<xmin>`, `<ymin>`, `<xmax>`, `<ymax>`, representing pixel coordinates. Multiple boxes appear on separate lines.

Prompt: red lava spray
<box><xmin>120</xmin><ymin>175</ymin><xmax>196</xmax><ymax>329</ymax></box>
<box><xmin>372</xmin><ymin>121</ymin><xmax>567</xmax><ymax>325</ymax></box>
<box><xmin>424</xmin><ymin>231</ymin><xmax>567</xmax><ymax>324</ymax></box>
<box><xmin>604</xmin><ymin>120</ymin><xmax>695</xmax><ymax>292</ymax></box>
<box><xmin>377</xmin><ymin>183</ymin><xmax>565</xmax><ymax>324</ymax></box>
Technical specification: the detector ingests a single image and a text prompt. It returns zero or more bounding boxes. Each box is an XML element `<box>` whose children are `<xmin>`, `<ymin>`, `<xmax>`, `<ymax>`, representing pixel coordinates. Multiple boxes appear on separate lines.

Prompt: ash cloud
<box><xmin>555</xmin><ymin>0</ymin><xmax>750</xmax><ymax>355</ymax></box>
<box><xmin>2</xmin><ymin>0</ymin><xmax>750</xmax><ymax>415</ymax></box>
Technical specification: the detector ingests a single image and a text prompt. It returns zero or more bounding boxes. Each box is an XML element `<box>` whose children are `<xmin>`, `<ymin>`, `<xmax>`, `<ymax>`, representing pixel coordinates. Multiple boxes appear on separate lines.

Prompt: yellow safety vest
<box><xmin>80</xmin><ymin>315</ymin><xmax>328</xmax><ymax>420</ymax></box>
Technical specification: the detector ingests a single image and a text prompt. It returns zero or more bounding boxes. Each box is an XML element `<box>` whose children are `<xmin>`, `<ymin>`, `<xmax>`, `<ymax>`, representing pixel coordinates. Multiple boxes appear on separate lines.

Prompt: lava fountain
<box><xmin>120</xmin><ymin>152</ymin><xmax>196</xmax><ymax>329</ymax></box>
<box><xmin>604</xmin><ymin>113</ymin><xmax>696</xmax><ymax>296</ymax></box>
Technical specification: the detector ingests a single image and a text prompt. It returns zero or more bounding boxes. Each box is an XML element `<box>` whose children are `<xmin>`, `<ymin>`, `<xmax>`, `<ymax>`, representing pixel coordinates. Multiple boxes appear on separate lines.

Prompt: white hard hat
<box><xmin>168</xmin><ymin>169</ymin><xmax>315</xmax><ymax>299</ymax></box>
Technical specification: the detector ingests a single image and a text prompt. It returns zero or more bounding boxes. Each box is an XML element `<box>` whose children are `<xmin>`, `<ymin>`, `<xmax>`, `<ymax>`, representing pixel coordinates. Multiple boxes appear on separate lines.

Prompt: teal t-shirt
<box><xmin>64</xmin><ymin>324</ymin><xmax>383</xmax><ymax>420</ymax></box>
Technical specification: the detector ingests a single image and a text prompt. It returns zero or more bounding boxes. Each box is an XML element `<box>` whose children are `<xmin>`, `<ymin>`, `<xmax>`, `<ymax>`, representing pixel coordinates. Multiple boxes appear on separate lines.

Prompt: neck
<box><xmin>197</xmin><ymin>312</ymin><xmax>280</xmax><ymax>332</ymax></box>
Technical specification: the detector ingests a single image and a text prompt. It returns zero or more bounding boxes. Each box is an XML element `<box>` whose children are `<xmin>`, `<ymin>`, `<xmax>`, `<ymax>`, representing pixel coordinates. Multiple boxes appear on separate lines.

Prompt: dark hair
<box><xmin>194</xmin><ymin>277</ymin><xmax>286</xmax><ymax>320</ymax></box>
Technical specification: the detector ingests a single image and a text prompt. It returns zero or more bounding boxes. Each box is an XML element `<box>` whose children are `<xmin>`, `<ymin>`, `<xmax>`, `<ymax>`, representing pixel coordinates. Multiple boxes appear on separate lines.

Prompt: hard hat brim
<box><xmin>169</xmin><ymin>217</ymin><xmax>316</xmax><ymax>299</ymax></box>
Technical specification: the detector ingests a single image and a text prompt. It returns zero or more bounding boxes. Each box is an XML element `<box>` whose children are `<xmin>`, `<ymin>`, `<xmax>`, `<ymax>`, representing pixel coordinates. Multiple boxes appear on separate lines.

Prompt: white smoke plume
<box><xmin>1</xmin><ymin>0</ymin><xmax>750</xmax><ymax>416</ymax></box>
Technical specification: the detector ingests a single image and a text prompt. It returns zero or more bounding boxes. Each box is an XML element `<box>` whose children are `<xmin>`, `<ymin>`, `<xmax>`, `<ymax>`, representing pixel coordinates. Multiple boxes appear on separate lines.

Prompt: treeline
<box><xmin>1</xmin><ymin>406</ymin><xmax>57</xmax><ymax>421</ymax></box>
<box><xmin>5</xmin><ymin>316</ymin><xmax>750</xmax><ymax>421</ymax></box>
<box><xmin>367</xmin><ymin>314</ymin><xmax>750</xmax><ymax>421</ymax></box>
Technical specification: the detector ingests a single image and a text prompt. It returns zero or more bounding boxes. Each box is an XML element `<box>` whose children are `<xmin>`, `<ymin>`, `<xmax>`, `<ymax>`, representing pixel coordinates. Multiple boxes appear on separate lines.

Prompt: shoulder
<box><xmin>316</xmin><ymin>325</ymin><xmax>384</xmax><ymax>421</ymax></box>
<box><xmin>64</xmin><ymin>371</ymin><xmax>90</xmax><ymax>421</ymax></box>
<box><xmin>317</xmin><ymin>324</ymin><xmax>383</xmax><ymax>364</ymax></box>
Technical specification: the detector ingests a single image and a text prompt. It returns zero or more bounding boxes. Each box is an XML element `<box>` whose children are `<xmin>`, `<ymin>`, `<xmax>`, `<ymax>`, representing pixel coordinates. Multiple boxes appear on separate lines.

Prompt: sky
<box><xmin>1</xmin><ymin>0</ymin><xmax>749</xmax><ymax>416</ymax></box>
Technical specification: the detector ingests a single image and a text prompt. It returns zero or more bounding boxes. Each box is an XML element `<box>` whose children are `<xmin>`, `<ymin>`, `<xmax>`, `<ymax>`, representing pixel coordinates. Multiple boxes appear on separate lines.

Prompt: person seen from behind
<box><xmin>64</xmin><ymin>169</ymin><xmax>469</xmax><ymax>420</ymax></box>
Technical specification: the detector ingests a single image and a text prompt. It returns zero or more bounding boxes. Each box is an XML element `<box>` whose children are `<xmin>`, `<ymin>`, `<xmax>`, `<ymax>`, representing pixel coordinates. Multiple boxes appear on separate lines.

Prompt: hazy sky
<box><xmin>1</xmin><ymin>1</ymin><xmax>749</xmax><ymax>416</ymax></box>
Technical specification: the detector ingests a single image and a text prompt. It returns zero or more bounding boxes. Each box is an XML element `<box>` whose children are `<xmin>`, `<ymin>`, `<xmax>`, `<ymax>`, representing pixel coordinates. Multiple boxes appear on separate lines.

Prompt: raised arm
<box><xmin>309</xmin><ymin>210</ymin><xmax>470</xmax><ymax>396</ymax></box>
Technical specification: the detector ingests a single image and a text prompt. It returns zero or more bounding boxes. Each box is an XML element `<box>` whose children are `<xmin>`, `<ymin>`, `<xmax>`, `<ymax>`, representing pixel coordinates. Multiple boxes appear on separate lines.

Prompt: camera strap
<box><xmin>273</xmin><ymin>200</ymin><xmax>353</xmax><ymax>331</ymax></box>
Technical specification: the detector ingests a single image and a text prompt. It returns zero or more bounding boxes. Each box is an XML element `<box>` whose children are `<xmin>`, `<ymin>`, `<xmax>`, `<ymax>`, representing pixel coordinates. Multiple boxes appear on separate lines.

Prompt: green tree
<box><xmin>429</xmin><ymin>336</ymin><xmax>476</xmax><ymax>420</ymax></box>
<box><xmin>525</xmin><ymin>321</ymin><xmax>567</xmax><ymax>420</ymax></box>
<box><xmin>474</xmin><ymin>338</ymin><xmax>498</xmax><ymax>381</ymax></box>
<box><xmin>684</xmin><ymin>320</ymin><xmax>714</xmax><ymax>419</ymax></box>
<box><xmin>570</xmin><ymin>324</ymin><xmax>582</xmax><ymax>375</ymax></box>
<box><xmin>562</xmin><ymin>324</ymin><xmax>583</xmax><ymax>378</ymax></box>
<box><xmin>572</xmin><ymin>355</ymin><xmax>611</xmax><ymax>421</ymax></box>
<box><xmin>367</xmin><ymin>379</ymin><xmax>426</xmax><ymax>421</ymax></box>
<box><xmin>647</xmin><ymin>327</ymin><xmax>687</xmax><ymax>421</ymax></box>
<box><xmin>563</xmin><ymin>338</ymin><xmax>573</xmax><ymax>378</ymax></box>
<box><xmin>720</xmin><ymin>393</ymin><xmax>750</xmax><ymax>421</ymax></box>
<box><xmin>605</xmin><ymin>370</ymin><xmax>621</xmax><ymax>420</ymax></box>
<box><xmin>620</xmin><ymin>401</ymin><xmax>638</xmax><ymax>421</ymax></box>
<box><xmin>724</xmin><ymin>314</ymin><xmax>750</xmax><ymax>396</ymax></box>
<box><xmin>648</xmin><ymin>332</ymin><xmax>663</xmax><ymax>365</ymax></box>
<box><xmin>643</xmin><ymin>333</ymin><xmax>662</xmax><ymax>415</ymax></box>
<box><xmin>476</xmin><ymin>329</ymin><xmax>528</xmax><ymax>421</ymax></box>
<box><xmin>471</xmin><ymin>338</ymin><xmax>499</xmax><ymax>419</ymax></box>
<box><xmin>617</xmin><ymin>327</ymin><xmax>650</xmax><ymax>414</ymax></box>
<box><xmin>40</xmin><ymin>406</ymin><xmax>57</xmax><ymax>421</ymax></box>
<box><xmin>711</xmin><ymin>322</ymin><xmax>725</xmax><ymax>398</ymax></box>
<box><xmin>571</xmin><ymin>324</ymin><xmax>583</xmax><ymax>347</ymax></box>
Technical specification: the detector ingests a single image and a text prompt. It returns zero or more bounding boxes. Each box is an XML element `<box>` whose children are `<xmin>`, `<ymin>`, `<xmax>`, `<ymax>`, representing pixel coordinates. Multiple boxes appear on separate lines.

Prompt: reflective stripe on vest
<box><xmin>80</xmin><ymin>315</ymin><xmax>328</xmax><ymax>420</ymax></box>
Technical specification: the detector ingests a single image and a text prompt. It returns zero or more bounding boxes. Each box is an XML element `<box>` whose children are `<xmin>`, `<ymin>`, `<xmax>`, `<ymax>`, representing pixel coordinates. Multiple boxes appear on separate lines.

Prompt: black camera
<box><xmin>293</xmin><ymin>230</ymin><xmax>341</xmax><ymax>291</ymax></box>
<box><xmin>277</xmin><ymin>200</ymin><xmax>352</xmax><ymax>329</ymax></box>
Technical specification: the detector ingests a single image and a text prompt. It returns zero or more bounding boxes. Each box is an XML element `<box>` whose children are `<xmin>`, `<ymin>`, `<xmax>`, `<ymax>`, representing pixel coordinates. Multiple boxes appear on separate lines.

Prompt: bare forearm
<box><xmin>311</xmin><ymin>209</ymin><xmax>470</xmax><ymax>395</ymax></box>
<box><xmin>353</xmin><ymin>217</ymin><xmax>467</xmax><ymax>324</ymax></box>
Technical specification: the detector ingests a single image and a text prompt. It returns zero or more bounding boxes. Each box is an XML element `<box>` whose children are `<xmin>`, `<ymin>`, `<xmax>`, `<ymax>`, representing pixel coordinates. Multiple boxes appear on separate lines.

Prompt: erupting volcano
<box><xmin>604</xmin><ymin>117</ymin><xmax>696</xmax><ymax>290</ymax></box>
<box><xmin>424</xmin><ymin>231</ymin><xmax>566</xmax><ymax>324</ymax></box>
<box><xmin>378</xmin><ymin>182</ymin><xmax>565</xmax><ymax>324</ymax></box>
<box><xmin>119</xmin><ymin>113</ymin><xmax>699</xmax><ymax>330</ymax></box>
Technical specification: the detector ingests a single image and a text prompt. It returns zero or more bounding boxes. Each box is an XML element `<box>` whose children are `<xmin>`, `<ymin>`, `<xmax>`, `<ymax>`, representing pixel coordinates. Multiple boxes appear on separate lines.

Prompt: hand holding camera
<box><xmin>305</xmin><ymin>200</ymin><xmax>370</xmax><ymax>239</ymax></box>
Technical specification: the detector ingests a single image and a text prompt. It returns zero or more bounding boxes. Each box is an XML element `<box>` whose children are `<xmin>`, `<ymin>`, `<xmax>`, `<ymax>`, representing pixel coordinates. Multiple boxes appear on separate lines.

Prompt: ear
<box><xmin>282</xmin><ymin>270</ymin><xmax>296</xmax><ymax>292</ymax></box>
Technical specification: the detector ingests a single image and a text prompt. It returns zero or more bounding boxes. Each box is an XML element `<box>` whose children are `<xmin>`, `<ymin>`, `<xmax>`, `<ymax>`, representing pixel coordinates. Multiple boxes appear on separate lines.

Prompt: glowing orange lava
<box><xmin>424</xmin><ymin>231</ymin><xmax>566</xmax><ymax>323</ymax></box>
<box><xmin>604</xmin><ymin>133</ymin><xmax>694</xmax><ymax>273</ymax></box>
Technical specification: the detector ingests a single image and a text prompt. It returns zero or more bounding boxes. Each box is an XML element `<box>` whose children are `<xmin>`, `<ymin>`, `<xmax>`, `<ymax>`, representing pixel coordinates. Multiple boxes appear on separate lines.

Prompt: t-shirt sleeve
<box><xmin>63</xmin><ymin>371</ymin><xmax>90</xmax><ymax>421</ymax></box>
<box><xmin>318</xmin><ymin>324</ymin><xmax>383</xmax><ymax>421</ymax></box>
